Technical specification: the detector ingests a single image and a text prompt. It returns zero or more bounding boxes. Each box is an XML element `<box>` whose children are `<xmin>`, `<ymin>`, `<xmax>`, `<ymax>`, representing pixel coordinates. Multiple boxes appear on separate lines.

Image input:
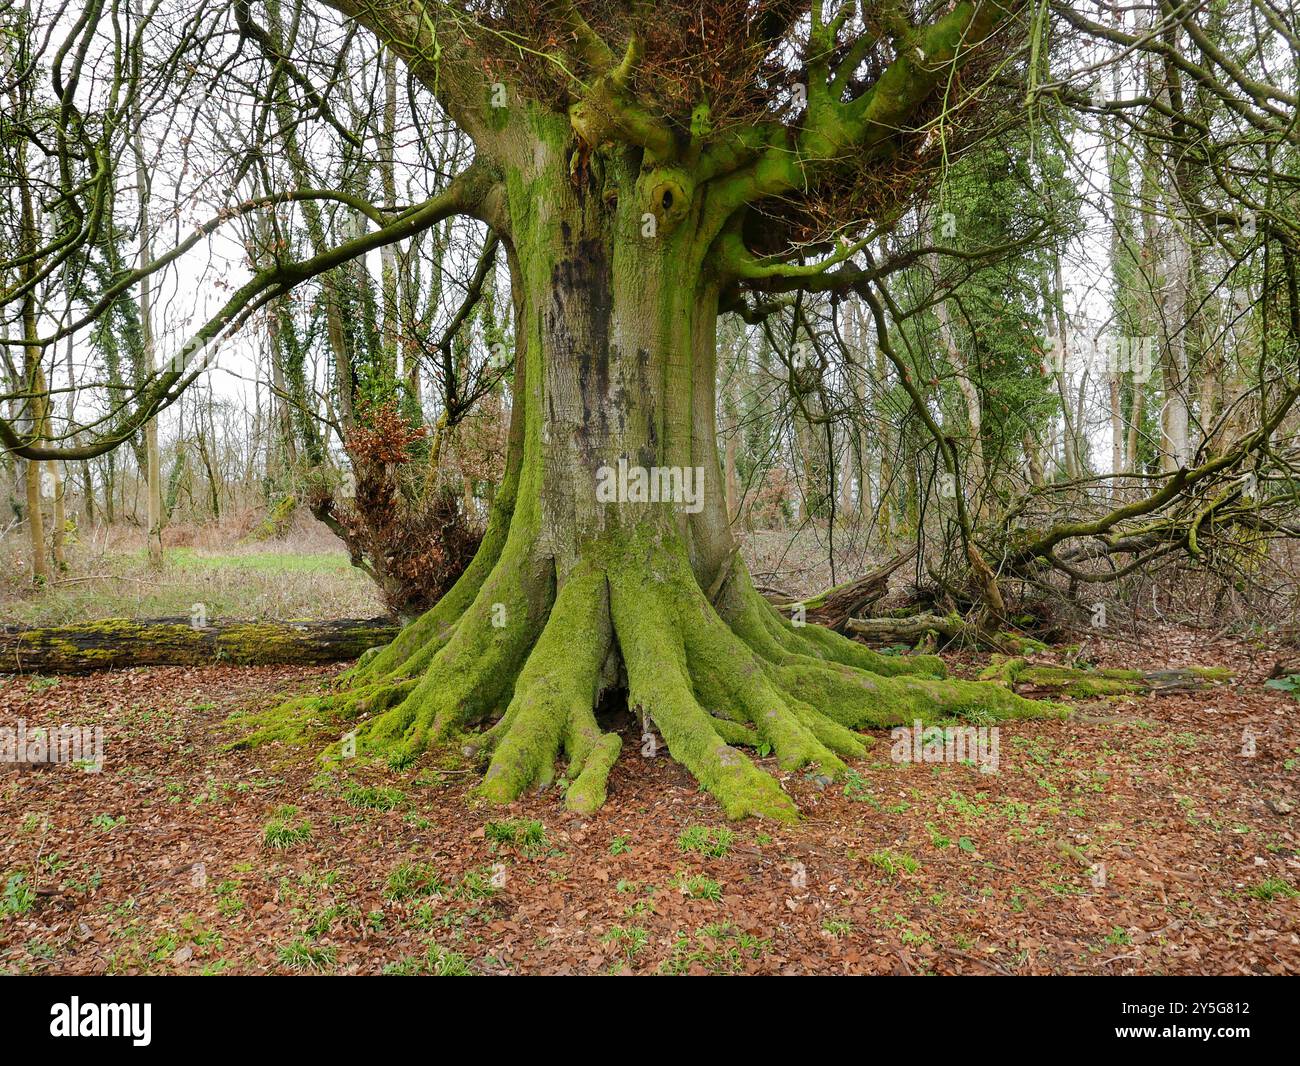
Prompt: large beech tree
<box><xmin>3</xmin><ymin>0</ymin><xmax>1073</xmax><ymax>819</ymax></box>
<box><xmin>4</xmin><ymin>1</ymin><xmax>1295</xmax><ymax>817</ymax></box>
<box><xmin>237</xmin><ymin>0</ymin><xmax>1061</xmax><ymax>820</ymax></box>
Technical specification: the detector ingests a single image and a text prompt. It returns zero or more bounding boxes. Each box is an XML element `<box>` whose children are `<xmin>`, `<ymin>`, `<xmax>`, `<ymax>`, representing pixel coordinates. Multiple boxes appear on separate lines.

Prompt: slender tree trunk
<box><xmin>17</xmin><ymin>142</ymin><xmax>48</xmax><ymax>584</ymax></box>
<box><xmin>132</xmin><ymin>50</ymin><xmax>164</xmax><ymax>569</ymax></box>
<box><xmin>873</xmin><ymin>345</ymin><xmax>894</xmax><ymax>539</ymax></box>
<box><xmin>81</xmin><ymin>462</ymin><xmax>95</xmax><ymax>528</ymax></box>
<box><xmin>1023</xmin><ymin>433</ymin><xmax>1045</xmax><ymax>488</ymax></box>
<box><xmin>1126</xmin><ymin>378</ymin><xmax>1144</xmax><ymax>483</ymax></box>
<box><xmin>379</xmin><ymin>47</ymin><xmax>400</xmax><ymax>376</ymax></box>
<box><xmin>928</xmin><ymin>217</ymin><xmax>984</xmax><ymax>502</ymax></box>
<box><xmin>1159</xmin><ymin>216</ymin><xmax>1191</xmax><ymax>471</ymax></box>
<box><xmin>1109</xmin><ymin>373</ymin><xmax>1123</xmax><ymax>504</ymax></box>
<box><xmin>103</xmin><ymin>453</ymin><xmax>116</xmax><ymax>525</ymax></box>
<box><xmin>193</xmin><ymin>403</ymin><xmax>222</xmax><ymax>519</ymax></box>
<box><xmin>1047</xmin><ymin>254</ymin><xmax>1081</xmax><ymax>480</ymax></box>
<box><xmin>845</xmin><ymin>305</ymin><xmax>871</xmax><ymax>523</ymax></box>
<box><xmin>49</xmin><ymin>460</ymin><xmax>66</xmax><ymax>570</ymax></box>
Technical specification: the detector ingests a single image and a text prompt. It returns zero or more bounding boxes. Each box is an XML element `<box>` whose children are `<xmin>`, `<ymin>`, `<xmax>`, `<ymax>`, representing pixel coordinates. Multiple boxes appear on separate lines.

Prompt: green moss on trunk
<box><xmin>241</xmin><ymin>99</ymin><xmax>1066</xmax><ymax>820</ymax></box>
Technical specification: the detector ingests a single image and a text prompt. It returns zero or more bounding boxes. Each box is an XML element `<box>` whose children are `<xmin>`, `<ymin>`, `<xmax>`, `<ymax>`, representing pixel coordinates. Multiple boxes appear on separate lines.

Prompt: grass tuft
<box><xmin>261</xmin><ymin>805</ymin><xmax>313</xmax><ymax>850</ymax></box>
<box><xmin>677</xmin><ymin>825</ymin><xmax>733</xmax><ymax>858</ymax></box>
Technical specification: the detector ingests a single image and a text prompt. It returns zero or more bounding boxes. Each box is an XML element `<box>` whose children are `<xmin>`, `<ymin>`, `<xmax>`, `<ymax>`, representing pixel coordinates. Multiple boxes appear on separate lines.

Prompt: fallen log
<box><xmin>767</xmin><ymin>546</ymin><xmax>917</xmax><ymax>632</ymax></box>
<box><xmin>979</xmin><ymin>655</ymin><xmax>1232</xmax><ymax>697</ymax></box>
<box><xmin>844</xmin><ymin>612</ymin><xmax>966</xmax><ymax>643</ymax></box>
<box><xmin>0</xmin><ymin>617</ymin><xmax>399</xmax><ymax>674</ymax></box>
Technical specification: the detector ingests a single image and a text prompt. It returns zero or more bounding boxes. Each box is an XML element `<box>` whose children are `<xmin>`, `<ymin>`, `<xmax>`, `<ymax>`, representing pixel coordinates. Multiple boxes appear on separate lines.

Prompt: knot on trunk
<box><xmin>640</xmin><ymin>167</ymin><xmax>693</xmax><ymax>233</ymax></box>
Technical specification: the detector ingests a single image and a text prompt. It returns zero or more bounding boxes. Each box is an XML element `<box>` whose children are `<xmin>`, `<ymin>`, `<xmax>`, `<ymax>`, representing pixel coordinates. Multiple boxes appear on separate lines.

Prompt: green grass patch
<box><xmin>276</xmin><ymin>937</ymin><xmax>337</xmax><ymax>971</ymax></box>
<box><xmin>483</xmin><ymin>818</ymin><xmax>546</xmax><ymax>853</ymax></box>
<box><xmin>867</xmin><ymin>849</ymin><xmax>921</xmax><ymax>877</ymax></box>
<box><xmin>677</xmin><ymin>825</ymin><xmax>733</xmax><ymax>859</ymax></box>
<box><xmin>261</xmin><ymin>805</ymin><xmax>313</xmax><ymax>849</ymax></box>
<box><xmin>381</xmin><ymin>943</ymin><xmax>472</xmax><ymax>976</ymax></box>
<box><xmin>659</xmin><ymin>922</ymin><xmax>769</xmax><ymax>975</ymax></box>
<box><xmin>342</xmin><ymin>783</ymin><xmax>406</xmax><ymax>811</ymax></box>
<box><xmin>602</xmin><ymin>925</ymin><xmax>650</xmax><ymax>963</ymax></box>
<box><xmin>452</xmin><ymin>866</ymin><xmax>499</xmax><ymax>901</ymax></box>
<box><xmin>676</xmin><ymin>873</ymin><xmax>723</xmax><ymax>902</ymax></box>
<box><xmin>1246</xmin><ymin>877</ymin><xmax>1299</xmax><ymax>901</ymax></box>
<box><xmin>384</xmin><ymin>862</ymin><xmax>446</xmax><ymax>901</ymax></box>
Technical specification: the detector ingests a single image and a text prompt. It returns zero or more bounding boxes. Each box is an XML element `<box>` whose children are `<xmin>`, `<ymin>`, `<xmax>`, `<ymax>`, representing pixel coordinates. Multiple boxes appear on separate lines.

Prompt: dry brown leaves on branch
<box><xmin>331</xmin><ymin>403</ymin><xmax>482</xmax><ymax>618</ymax></box>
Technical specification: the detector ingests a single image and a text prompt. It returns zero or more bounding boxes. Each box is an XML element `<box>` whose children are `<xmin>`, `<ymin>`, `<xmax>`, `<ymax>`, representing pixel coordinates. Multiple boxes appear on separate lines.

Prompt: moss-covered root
<box><xmin>715</xmin><ymin>558</ymin><xmax>1064</xmax><ymax>733</ymax></box>
<box><xmin>478</xmin><ymin>565</ymin><xmax>620</xmax><ymax>810</ymax></box>
<box><xmin>343</xmin><ymin>453</ymin><xmax>522</xmax><ymax>686</ymax></box>
<box><xmin>718</xmin><ymin>558</ymin><xmax>947</xmax><ymax>679</ymax></box>
<box><xmin>227</xmin><ymin>678</ymin><xmax>417</xmax><ymax>750</ymax></box>
<box><xmin>610</xmin><ymin>561</ymin><xmax>798</xmax><ymax>823</ymax></box>
<box><xmin>355</xmin><ymin>553</ymin><xmax>551</xmax><ymax>756</ymax></box>
<box><xmin>342</xmin><ymin>606</ymin><xmax>454</xmax><ymax>687</ymax></box>
<box><xmin>679</xmin><ymin>588</ymin><xmax>859</xmax><ymax>774</ymax></box>
<box><xmin>773</xmin><ymin>655</ymin><xmax>1070</xmax><ymax>730</ymax></box>
<box><xmin>565</xmin><ymin>729</ymin><xmax>622</xmax><ymax>814</ymax></box>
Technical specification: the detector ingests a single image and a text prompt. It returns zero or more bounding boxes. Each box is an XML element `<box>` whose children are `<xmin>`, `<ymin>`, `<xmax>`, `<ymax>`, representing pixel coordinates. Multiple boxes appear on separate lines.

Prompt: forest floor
<box><xmin>1</xmin><ymin>626</ymin><xmax>1298</xmax><ymax>975</ymax></box>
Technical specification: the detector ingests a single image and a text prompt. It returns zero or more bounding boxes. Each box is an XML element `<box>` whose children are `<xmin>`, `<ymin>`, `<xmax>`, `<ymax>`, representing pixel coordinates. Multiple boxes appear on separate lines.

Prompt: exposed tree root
<box><xmin>228</xmin><ymin>678</ymin><xmax>418</xmax><ymax>750</ymax></box>
<box><xmin>718</xmin><ymin>559</ymin><xmax>949</xmax><ymax>679</ymax></box>
<box><xmin>238</xmin><ymin>529</ymin><xmax>1068</xmax><ymax>821</ymax></box>
<box><xmin>357</xmin><ymin>539</ymin><xmax>552</xmax><ymax>755</ymax></box>
<box><xmin>479</xmin><ymin>564</ymin><xmax>620</xmax><ymax>812</ymax></box>
<box><xmin>608</xmin><ymin>551</ymin><xmax>800</xmax><ymax>821</ymax></box>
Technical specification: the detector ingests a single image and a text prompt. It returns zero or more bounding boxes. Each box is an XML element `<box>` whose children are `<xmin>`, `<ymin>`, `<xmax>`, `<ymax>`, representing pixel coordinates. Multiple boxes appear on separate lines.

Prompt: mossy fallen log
<box><xmin>843</xmin><ymin>615</ymin><xmax>1052</xmax><ymax>656</ymax></box>
<box><xmin>844</xmin><ymin>612</ymin><xmax>966</xmax><ymax>643</ymax></box>
<box><xmin>0</xmin><ymin>617</ymin><xmax>400</xmax><ymax>674</ymax></box>
<box><xmin>979</xmin><ymin>655</ymin><xmax>1232</xmax><ymax>697</ymax></box>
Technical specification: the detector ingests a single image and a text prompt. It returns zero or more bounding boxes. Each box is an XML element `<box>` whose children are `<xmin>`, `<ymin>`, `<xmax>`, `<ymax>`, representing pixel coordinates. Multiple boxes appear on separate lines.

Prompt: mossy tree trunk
<box><xmin>240</xmin><ymin>2</ymin><xmax>1058</xmax><ymax>820</ymax></box>
<box><xmin>244</xmin><ymin>118</ymin><xmax>1058</xmax><ymax>821</ymax></box>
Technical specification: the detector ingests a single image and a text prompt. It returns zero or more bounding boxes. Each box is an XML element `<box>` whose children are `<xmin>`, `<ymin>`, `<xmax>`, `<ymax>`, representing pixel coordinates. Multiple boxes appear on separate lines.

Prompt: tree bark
<box><xmin>929</xmin><ymin>214</ymin><xmax>984</xmax><ymax>499</ymax></box>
